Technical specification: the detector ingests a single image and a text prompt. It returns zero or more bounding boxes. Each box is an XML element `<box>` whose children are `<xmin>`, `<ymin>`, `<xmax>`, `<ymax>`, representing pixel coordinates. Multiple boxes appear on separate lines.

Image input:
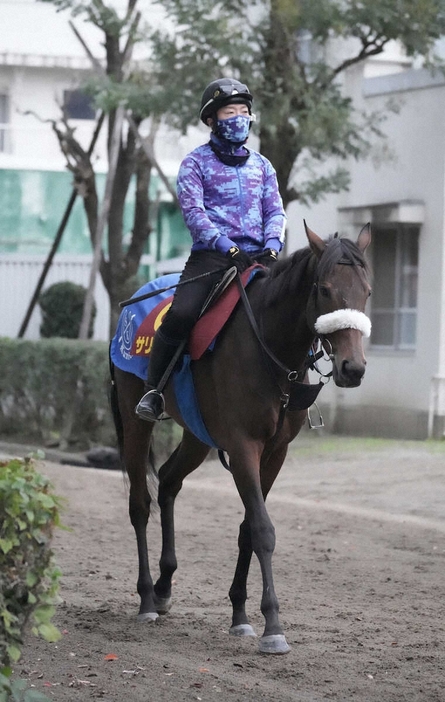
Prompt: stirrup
<box><xmin>135</xmin><ymin>389</ymin><xmax>165</xmax><ymax>422</ymax></box>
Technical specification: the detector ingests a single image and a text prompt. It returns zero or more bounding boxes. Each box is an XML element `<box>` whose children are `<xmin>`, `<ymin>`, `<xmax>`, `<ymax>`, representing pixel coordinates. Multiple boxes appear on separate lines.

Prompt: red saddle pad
<box><xmin>189</xmin><ymin>266</ymin><xmax>257</xmax><ymax>360</ymax></box>
<box><xmin>131</xmin><ymin>265</ymin><xmax>261</xmax><ymax>360</ymax></box>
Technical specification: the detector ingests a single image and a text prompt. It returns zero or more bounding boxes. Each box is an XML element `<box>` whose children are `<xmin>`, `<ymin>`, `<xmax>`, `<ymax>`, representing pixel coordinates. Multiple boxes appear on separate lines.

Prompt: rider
<box><xmin>135</xmin><ymin>77</ymin><xmax>286</xmax><ymax>422</ymax></box>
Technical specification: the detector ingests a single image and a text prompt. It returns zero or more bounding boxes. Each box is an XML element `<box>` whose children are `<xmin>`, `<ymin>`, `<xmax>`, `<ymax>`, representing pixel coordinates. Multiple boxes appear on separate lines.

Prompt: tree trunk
<box><xmin>259</xmin><ymin>0</ymin><xmax>305</xmax><ymax>208</ymax></box>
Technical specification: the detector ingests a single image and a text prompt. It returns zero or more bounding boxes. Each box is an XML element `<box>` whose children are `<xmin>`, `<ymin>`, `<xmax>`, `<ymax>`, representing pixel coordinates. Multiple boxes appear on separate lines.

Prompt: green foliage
<box><xmin>38</xmin><ymin>281</ymin><xmax>96</xmax><ymax>340</ymax></box>
<box><xmin>0</xmin><ymin>337</ymin><xmax>182</xmax><ymax>460</ymax></box>
<box><xmin>0</xmin><ymin>457</ymin><xmax>61</xmax><ymax>674</ymax></box>
<box><xmin>37</xmin><ymin>0</ymin><xmax>445</xmax><ymax>207</ymax></box>
<box><xmin>0</xmin><ymin>338</ymin><xmax>113</xmax><ymax>448</ymax></box>
<box><xmin>0</xmin><ymin>673</ymin><xmax>50</xmax><ymax>702</ymax></box>
<box><xmin>149</xmin><ymin>0</ymin><xmax>445</xmax><ymax>205</ymax></box>
<box><xmin>38</xmin><ymin>0</ymin><xmax>127</xmax><ymax>36</ymax></box>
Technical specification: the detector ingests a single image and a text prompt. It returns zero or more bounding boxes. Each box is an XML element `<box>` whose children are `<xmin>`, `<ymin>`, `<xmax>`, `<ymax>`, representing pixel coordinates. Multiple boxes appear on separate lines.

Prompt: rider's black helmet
<box><xmin>199</xmin><ymin>78</ymin><xmax>253</xmax><ymax>124</ymax></box>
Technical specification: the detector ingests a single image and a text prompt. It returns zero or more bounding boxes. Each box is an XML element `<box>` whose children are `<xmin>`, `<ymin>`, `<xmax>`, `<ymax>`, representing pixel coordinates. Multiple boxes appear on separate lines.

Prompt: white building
<box><xmin>289</xmin><ymin>46</ymin><xmax>445</xmax><ymax>439</ymax></box>
<box><xmin>1</xmin><ymin>1</ymin><xmax>445</xmax><ymax>438</ymax></box>
<box><xmin>0</xmin><ymin>0</ymin><xmax>197</xmax><ymax>340</ymax></box>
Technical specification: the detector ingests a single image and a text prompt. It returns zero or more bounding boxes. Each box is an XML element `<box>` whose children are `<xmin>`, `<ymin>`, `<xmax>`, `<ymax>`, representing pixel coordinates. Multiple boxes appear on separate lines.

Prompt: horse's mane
<box><xmin>263</xmin><ymin>236</ymin><xmax>369</xmax><ymax>306</ymax></box>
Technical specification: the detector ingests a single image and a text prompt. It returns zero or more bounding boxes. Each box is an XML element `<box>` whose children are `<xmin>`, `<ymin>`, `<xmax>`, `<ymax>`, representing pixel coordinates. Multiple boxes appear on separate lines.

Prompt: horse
<box><xmin>109</xmin><ymin>222</ymin><xmax>372</xmax><ymax>655</ymax></box>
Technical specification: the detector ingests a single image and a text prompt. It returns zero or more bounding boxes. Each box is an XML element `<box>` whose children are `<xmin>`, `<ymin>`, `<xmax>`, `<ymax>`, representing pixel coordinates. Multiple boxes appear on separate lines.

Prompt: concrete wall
<box><xmin>288</xmin><ymin>66</ymin><xmax>445</xmax><ymax>438</ymax></box>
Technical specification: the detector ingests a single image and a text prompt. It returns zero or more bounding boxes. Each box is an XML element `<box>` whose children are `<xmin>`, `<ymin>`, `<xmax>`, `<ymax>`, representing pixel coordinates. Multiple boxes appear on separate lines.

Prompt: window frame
<box><xmin>370</xmin><ymin>223</ymin><xmax>419</xmax><ymax>352</ymax></box>
<box><xmin>0</xmin><ymin>93</ymin><xmax>10</xmax><ymax>153</ymax></box>
<box><xmin>63</xmin><ymin>89</ymin><xmax>96</xmax><ymax>121</ymax></box>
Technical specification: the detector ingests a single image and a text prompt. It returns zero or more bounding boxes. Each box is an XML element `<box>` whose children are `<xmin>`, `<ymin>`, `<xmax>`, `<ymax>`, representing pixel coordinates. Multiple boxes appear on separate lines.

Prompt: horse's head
<box><xmin>305</xmin><ymin>222</ymin><xmax>372</xmax><ymax>388</ymax></box>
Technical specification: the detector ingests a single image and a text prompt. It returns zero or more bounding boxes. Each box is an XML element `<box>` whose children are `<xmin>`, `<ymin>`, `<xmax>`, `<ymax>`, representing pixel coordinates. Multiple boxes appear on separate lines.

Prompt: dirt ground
<box><xmin>4</xmin><ymin>434</ymin><xmax>445</xmax><ymax>702</ymax></box>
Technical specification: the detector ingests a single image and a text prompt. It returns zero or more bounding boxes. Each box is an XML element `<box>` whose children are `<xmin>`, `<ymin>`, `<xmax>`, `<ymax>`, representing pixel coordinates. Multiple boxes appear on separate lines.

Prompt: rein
<box><xmin>218</xmin><ymin>274</ymin><xmax>328</xmax><ymax>471</ymax></box>
<box><xmin>235</xmin><ymin>274</ymin><xmax>325</xmax><ymax>386</ymax></box>
<box><xmin>234</xmin><ymin>275</ymin><xmax>328</xmax><ymax>437</ymax></box>
<box><xmin>119</xmin><ymin>267</ymin><xmax>228</xmax><ymax>308</ymax></box>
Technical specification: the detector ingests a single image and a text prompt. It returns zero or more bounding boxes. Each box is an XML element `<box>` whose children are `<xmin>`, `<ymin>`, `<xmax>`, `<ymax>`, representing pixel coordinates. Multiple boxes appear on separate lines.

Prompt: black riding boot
<box><xmin>135</xmin><ymin>333</ymin><xmax>183</xmax><ymax>422</ymax></box>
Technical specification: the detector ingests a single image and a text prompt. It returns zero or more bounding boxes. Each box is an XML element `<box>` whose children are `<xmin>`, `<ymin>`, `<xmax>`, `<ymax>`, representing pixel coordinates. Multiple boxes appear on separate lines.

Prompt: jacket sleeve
<box><xmin>176</xmin><ymin>154</ymin><xmax>236</xmax><ymax>253</ymax></box>
<box><xmin>261</xmin><ymin>159</ymin><xmax>286</xmax><ymax>252</ymax></box>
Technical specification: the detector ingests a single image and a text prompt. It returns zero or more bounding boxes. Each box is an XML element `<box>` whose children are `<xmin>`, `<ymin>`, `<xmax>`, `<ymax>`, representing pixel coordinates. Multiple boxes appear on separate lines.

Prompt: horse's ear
<box><xmin>357</xmin><ymin>223</ymin><xmax>371</xmax><ymax>252</ymax></box>
<box><xmin>304</xmin><ymin>220</ymin><xmax>326</xmax><ymax>258</ymax></box>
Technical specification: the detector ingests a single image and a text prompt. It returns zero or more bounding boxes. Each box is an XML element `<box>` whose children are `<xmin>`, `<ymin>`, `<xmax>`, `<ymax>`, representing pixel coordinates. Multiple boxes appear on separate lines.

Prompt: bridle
<box><xmin>234</xmin><ymin>272</ymin><xmax>371</xmax><ymax>435</ymax></box>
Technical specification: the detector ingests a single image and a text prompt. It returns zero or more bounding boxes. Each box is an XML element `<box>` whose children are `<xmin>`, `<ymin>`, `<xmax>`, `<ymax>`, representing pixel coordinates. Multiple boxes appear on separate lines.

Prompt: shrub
<box><xmin>0</xmin><ymin>337</ymin><xmax>182</xmax><ymax>459</ymax></box>
<box><xmin>0</xmin><ymin>456</ymin><xmax>61</xmax><ymax>692</ymax></box>
<box><xmin>38</xmin><ymin>281</ymin><xmax>96</xmax><ymax>339</ymax></box>
<box><xmin>0</xmin><ymin>338</ymin><xmax>113</xmax><ymax>449</ymax></box>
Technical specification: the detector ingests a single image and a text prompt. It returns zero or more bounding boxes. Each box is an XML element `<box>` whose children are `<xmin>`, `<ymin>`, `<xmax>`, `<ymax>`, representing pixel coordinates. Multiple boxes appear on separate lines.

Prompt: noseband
<box><xmin>315</xmin><ymin>309</ymin><xmax>371</xmax><ymax>338</ymax></box>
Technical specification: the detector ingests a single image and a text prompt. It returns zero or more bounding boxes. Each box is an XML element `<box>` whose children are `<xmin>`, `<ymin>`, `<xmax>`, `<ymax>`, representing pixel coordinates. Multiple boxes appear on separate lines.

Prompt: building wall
<box><xmin>289</xmin><ymin>67</ymin><xmax>445</xmax><ymax>438</ymax></box>
<box><xmin>0</xmin><ymin>1</ymin><xmax>191</xmax><ymax>343</ymax></box>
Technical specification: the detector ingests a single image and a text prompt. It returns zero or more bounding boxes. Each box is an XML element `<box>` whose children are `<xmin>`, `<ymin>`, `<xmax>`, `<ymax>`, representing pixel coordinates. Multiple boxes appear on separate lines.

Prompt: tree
<box><xmin>37</xmin><ymin>0</ymin><xmax>445</xmax><ymax>331</ymax></box>
<box><xmin>39</xmin><ymin>0</ymin><xmax>175</xmax><ymax>335</ymax></box>
<box><xmin>150</xmin><ymin>0</ymin><xmax>445</xmax><ymax>208</ymax></box>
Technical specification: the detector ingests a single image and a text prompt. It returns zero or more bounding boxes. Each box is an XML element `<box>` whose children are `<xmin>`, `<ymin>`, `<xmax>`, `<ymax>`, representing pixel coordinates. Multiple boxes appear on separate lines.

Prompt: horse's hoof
<box><xmin>137</xmin><ymin>611</ymin><xmax>159</xmax><ymax>623</ymax></box>
<box><xmin>258</xmin><ymin>634</ymin><xmax>291</xmax><ymax>654</ymax></box>
<box><xmin>153</xmin><ymin>594</ymin><xmax>172</xmax><ymax>614</ymax></box>
<box><xmin>229</xmin><ymin>624</ymin><xmax>257</xmax><ymax>637</ymax></box>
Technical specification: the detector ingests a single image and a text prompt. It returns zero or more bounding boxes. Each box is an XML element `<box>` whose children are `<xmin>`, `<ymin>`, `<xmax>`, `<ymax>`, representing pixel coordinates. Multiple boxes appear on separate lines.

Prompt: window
<box><xmin>370</xmin><ymin>225</ymin><xmax>419</xmax><ymax>349</ymax></box>
<box><xmin>63</xmin><ymin>90</ymin><xmax>95</xmax><ymax>120</ymax></box>
<box><xmin>0</xmin><ymin>94</ymin><xmax>9</xmax><ymax>152</ymax></box>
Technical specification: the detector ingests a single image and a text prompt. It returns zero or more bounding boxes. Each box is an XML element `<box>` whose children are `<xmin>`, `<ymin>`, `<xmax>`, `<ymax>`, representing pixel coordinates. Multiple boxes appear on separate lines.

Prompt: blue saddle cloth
<box><xmin>110</xmin><ymin>274</ymin><xmax>219</xmax><ymax>448</ymax></box>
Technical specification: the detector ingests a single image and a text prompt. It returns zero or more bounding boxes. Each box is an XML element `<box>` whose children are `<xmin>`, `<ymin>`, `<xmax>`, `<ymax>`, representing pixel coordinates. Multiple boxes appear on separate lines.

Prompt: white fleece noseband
<box><xmin>314</xmin><ymin>309</ymin><xmax>371</xmax><ymax>338</ymax></box>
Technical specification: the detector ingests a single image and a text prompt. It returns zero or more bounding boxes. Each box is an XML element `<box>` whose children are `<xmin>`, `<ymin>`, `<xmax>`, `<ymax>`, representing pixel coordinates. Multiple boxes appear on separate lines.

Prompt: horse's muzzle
<box><xmin>333</xmin><ymin>358</ymin><xmax>366</xmax><ymax>388</ymax></box>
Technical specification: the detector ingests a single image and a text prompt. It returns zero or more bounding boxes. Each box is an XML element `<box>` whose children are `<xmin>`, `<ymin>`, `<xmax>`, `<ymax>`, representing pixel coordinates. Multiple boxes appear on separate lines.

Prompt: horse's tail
<box><xmin>108</xmin><ymin>353</ymin><xmax>159</xmax><ymax>507</ymax></box>
<box><xmin>108</xmin><ymin>357</ymin><xmax>124</xmax><ymax>465</ymax></box>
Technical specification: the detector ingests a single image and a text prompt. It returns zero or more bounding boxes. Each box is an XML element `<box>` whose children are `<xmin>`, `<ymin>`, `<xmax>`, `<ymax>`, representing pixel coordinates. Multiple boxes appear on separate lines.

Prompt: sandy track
<box><xmin>8</xmin><ymin>436</ymin><xmax>445</xmax><ymax>701</ymax></box>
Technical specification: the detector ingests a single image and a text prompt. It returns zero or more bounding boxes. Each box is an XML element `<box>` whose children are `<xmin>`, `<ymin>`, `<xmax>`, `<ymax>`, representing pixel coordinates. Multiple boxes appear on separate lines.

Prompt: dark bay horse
<box><xmin>109</xmin><ymin>223</ymin><xmax>372</xmax><ymax>654</ymax></box>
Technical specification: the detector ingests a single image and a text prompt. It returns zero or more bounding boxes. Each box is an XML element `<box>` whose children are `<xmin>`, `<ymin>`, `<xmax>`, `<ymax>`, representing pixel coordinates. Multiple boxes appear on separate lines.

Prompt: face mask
<box><xmin>217</xmin><ymin>114</ymin><xmax>251</xmax><ymax>143</ymax></box>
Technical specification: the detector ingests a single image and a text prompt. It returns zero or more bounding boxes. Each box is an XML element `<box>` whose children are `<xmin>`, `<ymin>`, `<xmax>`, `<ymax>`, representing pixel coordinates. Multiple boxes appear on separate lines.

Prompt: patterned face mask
<box><xmin>217</xmin><ymin>114</ymin><xmax>251</xmax><ymax>143</ymax></box>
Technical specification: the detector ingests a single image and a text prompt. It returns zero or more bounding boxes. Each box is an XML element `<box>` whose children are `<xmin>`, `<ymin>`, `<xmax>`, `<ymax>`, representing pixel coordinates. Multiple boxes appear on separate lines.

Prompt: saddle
<box><xmin>130</xmin><ymin>265</ymin><xmax>261</xmax><ymax>361</ymax></box>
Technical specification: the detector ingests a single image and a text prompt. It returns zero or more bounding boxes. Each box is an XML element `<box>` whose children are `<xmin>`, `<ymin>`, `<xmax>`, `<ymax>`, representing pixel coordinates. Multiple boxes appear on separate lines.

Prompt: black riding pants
<box><xmin>158</xmin><ymin>249</ymin><xmax>230</xmax><ymax>343</ymax></box>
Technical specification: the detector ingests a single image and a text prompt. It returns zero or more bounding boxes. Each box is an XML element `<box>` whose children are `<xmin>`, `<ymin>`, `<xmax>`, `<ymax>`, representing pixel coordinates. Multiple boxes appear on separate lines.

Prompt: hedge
<box><xmin>0</xmin><ymin>338</ymin><xmax>113</xmax><ymax>449</ymax></box>
<box><xmin>1</xmin><ymin>456</ymin><xmax>61</xmax><ymax>701</ymax></box>
<box><xmin>0</xmin><ymin>338</ymin><xmax>181</xmax><ymax>458</ymax></box>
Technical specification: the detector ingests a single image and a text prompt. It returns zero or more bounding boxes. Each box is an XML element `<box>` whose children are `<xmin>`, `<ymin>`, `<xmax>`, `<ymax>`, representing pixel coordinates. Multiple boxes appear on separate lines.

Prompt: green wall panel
<box><xmin>0</xmin><ymin>169</ymin><xmax>189</xmax><ymax>262</ymax></box>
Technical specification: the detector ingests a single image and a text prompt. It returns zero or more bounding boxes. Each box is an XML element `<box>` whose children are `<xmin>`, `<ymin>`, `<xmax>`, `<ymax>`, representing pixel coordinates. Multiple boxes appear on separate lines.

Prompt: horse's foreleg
<box><xmin>154</xmin><ymin>432</ymin><xmax>210</xmax><ymax>612</ymax></box>
<box><xmin>228</xmin><ymin>517</ymin><xmax>256</xmax><ymax>637</ymax></box>
<box><xmin>231</xmin><ymin>445</ymin><xmax>290</xmax><ymax>654</ymax></box>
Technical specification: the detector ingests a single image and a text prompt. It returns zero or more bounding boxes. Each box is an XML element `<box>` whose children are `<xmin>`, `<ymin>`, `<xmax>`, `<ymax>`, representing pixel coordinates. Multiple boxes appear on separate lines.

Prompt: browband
<box><xmin>314</xmin><ymin>309</ymin><xmax>371</xmax><ymax>338</ymax></box>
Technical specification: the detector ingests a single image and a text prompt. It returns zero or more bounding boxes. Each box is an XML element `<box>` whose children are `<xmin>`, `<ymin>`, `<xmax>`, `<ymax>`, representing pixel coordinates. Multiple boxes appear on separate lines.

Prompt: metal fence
<box><xmin>0</xmin><ymin>254</ymin><xmax>112</xmax><ymax>340</ymax></box>
<box><xmin>0</xmin><ymin>253</ymin><xmax>186</xmax><ymax>341</ymax></box>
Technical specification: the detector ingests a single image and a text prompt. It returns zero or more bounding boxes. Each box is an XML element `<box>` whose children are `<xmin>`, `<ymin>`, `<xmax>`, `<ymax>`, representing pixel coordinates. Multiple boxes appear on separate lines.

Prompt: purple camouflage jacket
<box><xmin>176</xmin><ymin>135</ymin><xmax>286</xmax><ymax>256</ymax></box>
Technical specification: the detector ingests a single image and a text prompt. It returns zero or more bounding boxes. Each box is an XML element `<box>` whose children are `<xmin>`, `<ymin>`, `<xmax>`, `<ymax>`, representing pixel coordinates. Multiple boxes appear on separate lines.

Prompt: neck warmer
<box><xmin>209</xmin><ymin>134</ymin><xmax>250</xmax><ymax>167</ymax></box>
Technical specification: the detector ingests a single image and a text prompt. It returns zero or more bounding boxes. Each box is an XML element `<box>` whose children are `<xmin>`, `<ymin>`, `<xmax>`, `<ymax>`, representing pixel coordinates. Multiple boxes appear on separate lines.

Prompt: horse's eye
<box><xmin>368</xmin><ymin>290</ymin><xmax>372</xmax><ymax>298</ymax></box>
<box><xmin>320</xmin><ymin>286</ymin><xmax>330</xmax><ymax>298</ymax></box>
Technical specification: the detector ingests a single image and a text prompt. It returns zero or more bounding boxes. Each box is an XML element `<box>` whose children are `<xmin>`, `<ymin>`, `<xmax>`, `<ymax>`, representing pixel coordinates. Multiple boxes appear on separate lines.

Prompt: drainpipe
<box><xmin>428</xmin><ymin>375</ymin><xmax>445</xmax><ymax>438</ymax></box>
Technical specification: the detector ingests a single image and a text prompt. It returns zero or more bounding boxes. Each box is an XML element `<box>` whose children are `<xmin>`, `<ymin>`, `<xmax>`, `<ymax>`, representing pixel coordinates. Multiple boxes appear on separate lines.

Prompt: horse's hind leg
<box><xmin>154</xmin><ymin>430</ymin><xmax>210</xmax><ymax>612</ymax></box>
<box><xmin>114</xmin><ymin>368</ymin><xmax>158</xmax><ymax>622</ymax></box>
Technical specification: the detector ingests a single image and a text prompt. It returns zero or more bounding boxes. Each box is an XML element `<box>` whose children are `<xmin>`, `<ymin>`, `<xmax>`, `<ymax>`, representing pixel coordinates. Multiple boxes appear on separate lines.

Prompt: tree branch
<box><xmin>330</xmin><ymin>37</ymin><xmax>390</xmax><ymax>80</ymax></box>
<box><xmin>69</xmin><ymin>20</ymin><xmax>177</xmax><ymax>201</ymax></box>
